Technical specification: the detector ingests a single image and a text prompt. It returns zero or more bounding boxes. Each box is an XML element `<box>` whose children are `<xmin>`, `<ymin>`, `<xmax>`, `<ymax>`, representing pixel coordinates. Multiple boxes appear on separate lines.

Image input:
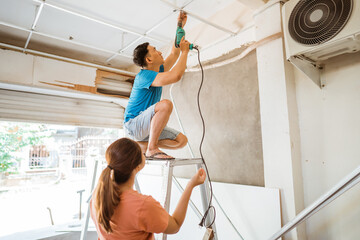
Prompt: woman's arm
<box><xmin>164</xmin><ymin>168</ymin><xmax>206</xmax><ymax>234</ymax></box>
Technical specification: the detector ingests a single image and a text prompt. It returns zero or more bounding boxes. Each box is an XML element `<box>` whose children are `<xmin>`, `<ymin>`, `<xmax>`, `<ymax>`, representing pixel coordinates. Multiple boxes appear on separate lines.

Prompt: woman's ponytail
<box><xmin>93</xmin><ymin>138</ymin><xmax>142</xmax><ymax>233</ymax></box>
<box><xmin>94</xmin><ymin>167</ymin><xmax>120</xmax><ymax>233</ymax></box>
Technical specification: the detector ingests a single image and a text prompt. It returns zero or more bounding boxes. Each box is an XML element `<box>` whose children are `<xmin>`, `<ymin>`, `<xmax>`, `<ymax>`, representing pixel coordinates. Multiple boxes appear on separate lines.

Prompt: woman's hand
<box><xmin>189</xmin><ymin>168</ymin><xmax>206</xmax><ymax>187</ymax></box>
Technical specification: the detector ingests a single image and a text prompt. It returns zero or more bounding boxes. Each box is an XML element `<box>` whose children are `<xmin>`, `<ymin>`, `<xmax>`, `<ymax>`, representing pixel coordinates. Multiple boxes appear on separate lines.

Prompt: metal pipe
<box><xmin>170</xmin><ymin>84</ymin><xmax>223</xmax><ymax>239</ymax></box>
<box><xmin>169</xmin><ymin>85</ymin><xmax>212</xmax><ymax>208</ymax></box>
<box><xmin>172</xmin><ymin>176</ymin><xmax>203</xmax><ymax>220</ymax></box>
<box><xmin>0</xmin><ymin>21</ymin><xmax>132</xmax><ymax>59</ymax></box>
<box><xmin>108</xmin><ymin>0</ymin><xmax>196</xmax><ymax>63</ymax></box>
<box><xmin>268</xmin><ymin>165</ymin><xmax>360</xmax><ymax>240</ymax></box>
<box><xmin>77</xmin><ymin>189</ymin><xmax>85</xmax><ymax>220</ymax></box>
<box><xmin>253</xmin><ymin>0</ymin><xmax>286</xmax><ymax>18</ymax></box>
<box><xmin>120</xmin><ymin>36</ymin><xmax>143</xmax><ymax>53</ymax></box>
<box><xmin>200</xmin><ymin>24</ymin><xmax>255</xmax><ymax>53</ymax></box>
<box><xmin>170</xmin><ymin>83</ymin><xmax>245</xmax><ymax>239</ymax></box>
<box><xmin>169</xmin><ymin>84</ymin><xmax>196</xmax><ymax>156</ymax></box>
<box><xmin>24</xmin><ymin>1</ymin><xmax>45</xmax><ymax>50</ymax></box>
<box><xmin>186</xmin><ymin>23</ymin><xmax>255</xmax><ymax>60</ymax></box>
<box><xmin>31</xmin><ymin>1</ymin><xmax>45</xmax><ymax>30</ymax></box>
<box><xmin>145</xmin><ymin>11</ymin><xmax>177</xmax><ymax>34</ymax></box>
<box><xmin>214</xmin><ymin>193</ymin><xmax>244</xmax><ymax>240</ymax></box>
<box><xmin>33</xmin><ymin>0</ymin><xmax>170</xmax><ymax>44</ymax></box>
<box><xmin>47</xmin><ymin>207</ymin><xmax>54</xmax><ymax>225</ymax></box>
<box><xmin>187</xmin><ymin>30</ymin><xmax>281</xmax><ymax>73</ymax></box>
<box><xmin>182</xmin><ymin>0</ymin><xmax>197</xmax><ymax>9</ymax></box>
<box><xmin>106</xmin><ymin>10</ymin><xmax>177</xmax><ymax>63</ymax></box>
<box><xmin>160</xmin><ymin>0</ymin><xmax>236</xmax><ymax>35</ymax></box>
<box><xmin>0</xmin><ymin>42</ymin><xmax>136</xmax><ymax>77</ymax></box>
<box><xmin>24</xmin><ymin>31</ymin><xmax>34</xmax><ymax>50</ymax></box>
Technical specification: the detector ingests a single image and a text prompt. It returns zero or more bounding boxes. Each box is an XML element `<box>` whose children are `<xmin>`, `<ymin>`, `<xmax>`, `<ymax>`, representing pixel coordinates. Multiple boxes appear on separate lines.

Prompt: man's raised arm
<box><xmin>163</xmin><ymin>11</ymin><xmax>187</xmax><ymax>72</ymax></box>
<box><xmin>152</xmin><ymin>37</ymin><xmax>190</xmax><ymax>87</ymax></box>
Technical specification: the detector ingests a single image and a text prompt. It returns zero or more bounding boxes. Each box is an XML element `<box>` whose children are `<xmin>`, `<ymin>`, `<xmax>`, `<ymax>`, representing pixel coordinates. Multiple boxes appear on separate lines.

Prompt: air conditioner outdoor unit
<box><xmin>282</xmin><ymin>0</ymin><xmax>360</xmax><ymax>87</ymax></box>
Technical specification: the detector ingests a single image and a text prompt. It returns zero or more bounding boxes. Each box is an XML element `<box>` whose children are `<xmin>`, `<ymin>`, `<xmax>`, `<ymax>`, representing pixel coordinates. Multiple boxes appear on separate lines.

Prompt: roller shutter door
<box><xmin>0</xmin><ymin>89</ymin><xmax>124</xmax><ymax>128</ymax></box>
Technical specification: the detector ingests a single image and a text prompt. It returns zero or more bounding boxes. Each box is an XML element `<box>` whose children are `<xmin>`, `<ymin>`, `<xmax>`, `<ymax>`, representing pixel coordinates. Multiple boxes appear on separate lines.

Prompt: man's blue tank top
<box><xmin>124</xmin><ymin>65</ymin><xmax>164</xmax><ymax>123</ymax></box>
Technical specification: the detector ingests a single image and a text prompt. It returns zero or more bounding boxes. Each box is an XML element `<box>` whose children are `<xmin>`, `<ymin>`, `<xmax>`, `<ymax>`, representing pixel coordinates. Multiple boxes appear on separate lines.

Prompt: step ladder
<box><xmin>80</xmin><ymin>157</ymin><xmax>218</xmax><ymax>240</ymax></box>
<box><xmin>144</xmin><ymin>157</ymin><xmax>218</xmax><ymax>240</ymax></box>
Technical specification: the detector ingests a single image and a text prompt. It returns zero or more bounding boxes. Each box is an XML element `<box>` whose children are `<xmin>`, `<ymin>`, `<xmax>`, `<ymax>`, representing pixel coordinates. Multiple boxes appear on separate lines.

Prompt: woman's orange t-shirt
<box><xmin>90</xmin><ymin>189</ymin><xmax>169</xmax><ymax>240</ymax></box>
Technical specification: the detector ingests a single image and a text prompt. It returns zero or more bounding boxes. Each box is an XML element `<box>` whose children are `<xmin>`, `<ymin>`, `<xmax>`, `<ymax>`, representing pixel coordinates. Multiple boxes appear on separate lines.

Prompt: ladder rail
<box><xmin>80</xmin><ymin>155</ymin><xmax>99</xmax><ymax>240</ymax></box>
<box><xmin>159</xmin><ymin>160</ymin><xmax>215</xmax><ymax>240</ymax></box>
<box><xmin>138</xmin><ymin>160</ymin><xmax>211</xmax><ymax>240</ymax></box>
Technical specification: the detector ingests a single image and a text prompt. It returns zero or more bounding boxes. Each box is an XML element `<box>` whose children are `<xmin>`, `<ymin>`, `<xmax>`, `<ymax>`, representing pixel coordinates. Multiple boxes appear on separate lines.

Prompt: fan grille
<box><xmin>289</xmin><ymin>0</ymin><xmax>353</xmax><ymax>45</ymax></box>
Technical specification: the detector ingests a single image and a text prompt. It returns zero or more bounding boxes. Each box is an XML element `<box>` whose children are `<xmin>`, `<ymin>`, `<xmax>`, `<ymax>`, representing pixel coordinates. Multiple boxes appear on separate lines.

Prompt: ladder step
<box><xmin>145</xmin><ymin>158</ymin><xmax>203</xmax><ymax>167</ymax></box>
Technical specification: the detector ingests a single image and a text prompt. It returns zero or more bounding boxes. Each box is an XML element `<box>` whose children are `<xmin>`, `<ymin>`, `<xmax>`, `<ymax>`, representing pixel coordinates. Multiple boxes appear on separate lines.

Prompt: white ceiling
<box><xmin>0</xmin><ymin>0</ymin><xmax>265</xmax><ymax>70</ymax></box>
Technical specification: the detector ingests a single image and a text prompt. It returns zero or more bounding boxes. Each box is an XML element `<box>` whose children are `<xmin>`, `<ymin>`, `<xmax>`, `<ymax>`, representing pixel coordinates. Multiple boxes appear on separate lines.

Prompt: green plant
<box><xmin>0</xmin><ymin>122</ymin><xmax>53</xmax><ymax>173</ymax></box>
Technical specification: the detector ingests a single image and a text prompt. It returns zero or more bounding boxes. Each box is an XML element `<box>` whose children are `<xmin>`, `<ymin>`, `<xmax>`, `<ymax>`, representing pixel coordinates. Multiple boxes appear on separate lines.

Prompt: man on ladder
<box><xmin>123</xmin><ymin>11</ymin><xmax>189</xmax><ymax>160</ymax></box>
<box><xmin>121</xmin><ymin>11</ymin><xmax>217</xmax><ymax>239</ymax></box>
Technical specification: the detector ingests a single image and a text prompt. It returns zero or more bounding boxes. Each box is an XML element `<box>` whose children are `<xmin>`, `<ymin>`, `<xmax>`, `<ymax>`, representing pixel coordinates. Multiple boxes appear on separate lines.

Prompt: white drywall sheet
<box><xmin>137</xmin><ymin>165</ymin><xmax>281</xmax><ymax>240</ymax></box>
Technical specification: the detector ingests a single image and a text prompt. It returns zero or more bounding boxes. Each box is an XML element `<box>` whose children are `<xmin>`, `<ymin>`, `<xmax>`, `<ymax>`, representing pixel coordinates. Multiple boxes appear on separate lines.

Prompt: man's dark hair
<box><xmin>133</xmin><ymin>42</ymin><xmax>149</xmax><ymax>68</ymax></box>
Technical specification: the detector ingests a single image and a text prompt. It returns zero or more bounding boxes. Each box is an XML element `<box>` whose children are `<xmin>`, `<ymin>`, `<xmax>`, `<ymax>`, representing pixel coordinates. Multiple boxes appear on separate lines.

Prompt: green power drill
<box><xmin>175</xmin><ymin>19</ymin><xmax>196</xmax><ymax>50</ymax></box>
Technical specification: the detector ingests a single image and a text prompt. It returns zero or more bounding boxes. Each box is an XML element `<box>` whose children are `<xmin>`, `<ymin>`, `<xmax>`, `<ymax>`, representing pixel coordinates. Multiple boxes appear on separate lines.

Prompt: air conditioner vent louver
<box><xmin>289</xmin><ymin>0</ymin><xmax>353</xmax><ymax>46</ymax></box>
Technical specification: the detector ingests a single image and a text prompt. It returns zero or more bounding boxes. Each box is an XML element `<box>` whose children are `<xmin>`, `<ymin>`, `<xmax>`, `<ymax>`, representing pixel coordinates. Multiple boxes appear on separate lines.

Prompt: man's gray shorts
<box><xmin>124</xmin><ymin>104</ymin><xmax>180</xmax><ymax>142</ymax></box>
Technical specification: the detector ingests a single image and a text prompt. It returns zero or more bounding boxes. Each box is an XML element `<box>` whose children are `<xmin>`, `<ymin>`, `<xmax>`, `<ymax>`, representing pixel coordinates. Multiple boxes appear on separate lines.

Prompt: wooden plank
<box><xmin>96</xmin><ymin>69</ymin><xmax>135</xmax><ymax>79</ymax></box>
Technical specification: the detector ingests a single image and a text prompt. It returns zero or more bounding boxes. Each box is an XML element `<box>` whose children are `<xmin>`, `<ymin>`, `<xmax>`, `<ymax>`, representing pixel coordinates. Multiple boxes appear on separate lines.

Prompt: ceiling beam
<box><xmin>160</xmin><ymin>0</ymin><xmax>237</xmax><ymax>35</ymax></box>
<box><xmin>24</xmin><ymin>1</ymin><xmax>45</xmax><ymax>50</ymax></box>
<box><xmin>107</xmin><ymin>0</ymin><xmax>198</xmax><ymax>63</ymax></box>
<box><xmin>106</xmin><ymin>10</ymin><xmax>177</xmax><ymax>63</ymax></box>
<box><xmin>236</xmin><ymin>0</ymin><xmax>266</xmax><ymax>10</ymax></box>
<box><xmin>0</xmin><ymin>21</ymin><xmax>133</xmax><ymax>59</ymax></box>
<box><xmin>33</xmin><ymin>0</ymin><xmax>171</xmax><ymax>44</ymax></box>
<box><xmin>0</xmin><ymin>42</ymin><xmax>136</xmax><ymax>76</ymax></box>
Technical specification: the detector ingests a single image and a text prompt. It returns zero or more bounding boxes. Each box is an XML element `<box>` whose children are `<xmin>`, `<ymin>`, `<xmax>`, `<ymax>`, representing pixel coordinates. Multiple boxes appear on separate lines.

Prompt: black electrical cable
<box><xmin>194</xmin><ymin>47</ymin><xmax>216</xmax><ymax>228</ymax></box>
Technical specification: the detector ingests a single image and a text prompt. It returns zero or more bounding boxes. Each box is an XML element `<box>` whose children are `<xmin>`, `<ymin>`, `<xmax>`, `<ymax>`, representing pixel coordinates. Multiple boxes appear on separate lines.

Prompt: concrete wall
<box><xmin>295</xmin><ymin>51</ymin><xmax>360</xmax><ymax>239</ymax></box>
<box><xmin>162</xmin><ymin>50</ymin><xmax>264</xmax><ymax>186</ymax></box>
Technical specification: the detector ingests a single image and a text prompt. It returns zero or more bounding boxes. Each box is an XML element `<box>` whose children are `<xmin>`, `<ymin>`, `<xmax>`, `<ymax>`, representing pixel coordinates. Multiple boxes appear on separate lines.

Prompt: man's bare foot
<box><xmin>145</xmin><ymin>148</ymin><xmax>174</xmax><ymax>160</ymax></box>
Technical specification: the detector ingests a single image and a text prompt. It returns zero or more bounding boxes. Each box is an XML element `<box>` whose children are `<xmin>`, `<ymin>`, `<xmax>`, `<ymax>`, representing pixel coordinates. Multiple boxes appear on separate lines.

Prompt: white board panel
<box><xmin>0</xmin><ymin>49</ymin><xmax>34</xmax><ymax>84</ymax></box>
<box><xmin>33</xmin><ymin>56</ymin><xmax>96</xmax><ymax>86</ymax></box>
<box><xmin>136</xmin><ymin>171</ymin><xmax>281</xmax><ymax>240</ymax></box>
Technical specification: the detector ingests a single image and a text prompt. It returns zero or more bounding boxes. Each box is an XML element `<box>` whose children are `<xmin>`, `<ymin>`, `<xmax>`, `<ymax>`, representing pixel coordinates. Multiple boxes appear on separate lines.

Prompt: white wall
<box><xmin>254</xmin><ymin>1</ymin><xmax>306</xmax><ymax>238</ymax></box>
<box><xmin>0</xmin><ymin>48</ymin><xmax>96</xmax><ymax>87</ymax></box>
<box><xmin>294</xmin><ymin>51</ymin><xmax>360</xmax><ymax>239</ymax></box>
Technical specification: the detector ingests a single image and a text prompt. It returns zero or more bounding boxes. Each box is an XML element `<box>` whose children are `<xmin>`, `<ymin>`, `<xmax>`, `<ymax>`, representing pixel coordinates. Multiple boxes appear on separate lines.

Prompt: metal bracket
<box><xmin>289</xmin><ymin>56</ymin><xmax>325</xmax><ymax>88</ymax></box>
